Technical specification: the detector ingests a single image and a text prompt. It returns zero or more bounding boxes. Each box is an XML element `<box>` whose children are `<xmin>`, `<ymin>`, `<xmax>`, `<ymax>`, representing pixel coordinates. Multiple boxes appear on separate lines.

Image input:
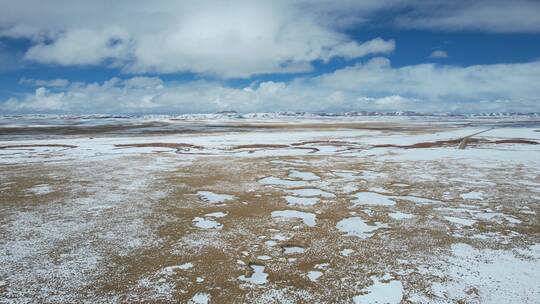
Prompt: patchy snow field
<box><xmin>0</xmin><ymin>116</ymin><xmax>539</xmax><ymax>303</ymax></box>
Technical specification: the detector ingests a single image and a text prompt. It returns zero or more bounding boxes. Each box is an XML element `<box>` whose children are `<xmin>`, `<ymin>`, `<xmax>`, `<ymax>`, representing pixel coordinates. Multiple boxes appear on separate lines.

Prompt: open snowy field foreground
<box><xmin>1</xmin><ymin>116</ymin><xmax>539</xmax><ymax>303</ymax></box>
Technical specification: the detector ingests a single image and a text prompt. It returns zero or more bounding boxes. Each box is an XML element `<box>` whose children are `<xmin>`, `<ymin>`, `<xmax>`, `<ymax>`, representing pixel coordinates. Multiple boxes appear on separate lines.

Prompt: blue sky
<box><xmin>1</xmin><ymin>0</ymin><xmax>539</xmax><ymax>114</ymax></box>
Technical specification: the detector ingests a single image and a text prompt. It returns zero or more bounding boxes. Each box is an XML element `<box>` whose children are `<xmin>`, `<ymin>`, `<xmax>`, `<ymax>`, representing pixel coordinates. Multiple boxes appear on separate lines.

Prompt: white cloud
<box><xmin>327</xmin><ymin>38</ymin><xmax>395</xmax><ymax>59</ymax></box>
<box><xmin>314</xmin><ymin>57</ymin><xmax>540</xmax><ymax>110</ymax></box>
<box><xmin>0</xmin><ymin>1</ymin><xmax>394</xmax><ymax>77</ymax></box>
<box><xmin>396</xmin><ymin>0</ymin><xmax>540</xmax><ymax>33</ymax></box>
<box><xmin>19</xmin><ymin>77</ymin><xmax>70</xmax><ymax>87</ymax></box>
<box><xmin>1</xmin><ymin>1</ymin><xmax>539</xmax><ymax>113</ymax></box>
<box><xmin>24</xmin><ymin>28</ymin><xmax>130</xmax><ymax>66</ymax></box>
<box><xmin>3</xmin><ymin>59</ymin><xmax>539</xmax><ymax>114</ymax></box>
<box><xmin>430</xmin><ymin>50</ymin><xmax>448</xmax><ymax>58</ymax></box>
<box><xmin>373</xmin><ymin>95</ymin><xmax>419</xmax><ymax>107</ymax></box>
<box><xmin>5</xmin><ymin>0</ymin><xmax>538</xmax><ymax>78</ymax></box>
<box><xmin>301</xmin><ymin>1</ymin><xmax>540</xmax><ymax>33</ymax></box>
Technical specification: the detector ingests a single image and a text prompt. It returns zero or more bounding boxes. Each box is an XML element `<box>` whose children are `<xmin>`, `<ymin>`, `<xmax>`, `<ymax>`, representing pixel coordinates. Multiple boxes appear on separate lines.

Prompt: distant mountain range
<box><xmin>2</xmin><ymin>111</ymin><xmax>540</xmax><ymax>120</ymax></box>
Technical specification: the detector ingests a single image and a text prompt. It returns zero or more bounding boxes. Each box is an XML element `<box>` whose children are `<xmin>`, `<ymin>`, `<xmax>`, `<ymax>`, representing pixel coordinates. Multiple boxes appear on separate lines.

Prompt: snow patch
<box><xmin>461</xmin><ymin>191</ymin><xmax>484</xmax><ymax>200</ymax></box>
<box><xmin>352</xmin><ymin>192</ymin><xmax>395</xmax><ymax>207</ymax></box>
<box><xmin>340</xmin><ymin>249</ymin><xmax>354</xmax><ymax>256</ymax></box>
<box><xmin>394</xmin><ymin>195</ymin><xmax>440</xmax><ymax>205</ymax></box>
<box><xmin>284</xmin><ymin>196</ymin><xmax>319</xmax><ymax>206</ymax></box>
<box><xmin>204</xmin><ymin>211</ymin><xmax>227</xmax><ymax>218</ymax></box>
<box><xmin>264</xmin><ymin>240</ymin><xmax>278</xmax><ymax>247</ymax></box>
<box><xmin>353</xmin><ymin>278</ymin><xmax>403</xmax><ymax>304</ymax></box>
<box><xmin>26</xmin><ymin>184</ymin><xmax>53</xmax><ymax>195</ymax></box>
<box><xmin>192</xmin><ymin>217</ymin><xmax>223</xmax><ymax>229</ymax></box>
<box><xmin>282</xmin><ymin>245</ymin><xmax>305</xmax><ymax>254</ymax></box>
<box><xmin>189</xmin><ymin>292</ymin><xmax>210</xmax><ymax>304</ymax></box>
<box><xmin>389</xmin><ymin>212</ymin><xmax>415</xmax><ymax>220</ymax></box>
<box><xmin>238</xmin><ymin>264</ymin><xmax>268</xmax><ymax>285</ymax></box>
<box><xmin>163</xmin><ymin>262</ymin><xmax>193</xmax><ymax>273</ymax></box>
<box><xmin>287</xmin><ymin>188</ymin><xmax>335</xmax><ymax>198</ymax></box>
<box><xmin>197</xmin><ymin>191</ymin><xmax>236</xmax><ymax>204</ymax></box>
<box><xmin>288</xmin><ymin>170</ymin><xmax>320</xmax><ymax>181</ymax></box>
<box><xmin>432</xmin><ymin>243</ymin><xmax>540</xmax><ymax>303</ymax></box>
<box><xmin>336</xmin><ymin>217</ymin><xmax>387</xmax><ymax>239</ymax></box>
<box><xmin>258</xmin><ymin>176</ymin><xmax>308</xmax><ymax>188</ymax></box>
<box><xmin>271</xmin><ymin>210</ymin><xmax>316</xmax><ymax>227</ymax></box>
<box><xmin>307</xmin><ymin>271</ymin><xmax>323</xmax><ymax>282</ymax></box>
<box><xmin>444</xmin><ymin>216</ymin><xmax>476</xmax><ymax>226</ymax></box>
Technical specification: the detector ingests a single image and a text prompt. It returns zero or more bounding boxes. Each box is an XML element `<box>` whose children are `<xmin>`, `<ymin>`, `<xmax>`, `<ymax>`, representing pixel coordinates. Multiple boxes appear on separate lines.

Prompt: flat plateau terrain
<box><xmin>1</xmin><ymin>117</ymin><xmax>539</xmax><ymax>303</ymax></box>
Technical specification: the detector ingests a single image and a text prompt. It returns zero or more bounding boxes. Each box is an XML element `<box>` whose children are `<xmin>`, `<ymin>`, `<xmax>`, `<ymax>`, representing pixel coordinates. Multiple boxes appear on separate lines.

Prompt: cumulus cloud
<box><xmin>1</xmin><ymin>1</ymin><xmax>539</xmax><ymax>114</ymax></box>
<box><xmin>0</xmin><ymin>1</ymin><xmax>394</xmax><ymax>77</ymax></box>
<box><xmin>315</xmin><ymin>57</ymin><xmax>540</xmax><ymax>109</ymax></box>
<box><xmin>430</xmin><ymin>50</ymin><xmax>448</xmax><ymax>58</ymax></box>
<box><xmin>3</xmin><ymin>59</ymin><xmax>539</xmax><ymax>114</ymax></box>
<box><xmin>2</xmin><ymin>0</ymin><xmax>537</xmax><ymax>78</ymax></box>
<box><xmin>24</xmin><ymin>28</ymin><xmax>130</xmax><ymax>66</ymax></box>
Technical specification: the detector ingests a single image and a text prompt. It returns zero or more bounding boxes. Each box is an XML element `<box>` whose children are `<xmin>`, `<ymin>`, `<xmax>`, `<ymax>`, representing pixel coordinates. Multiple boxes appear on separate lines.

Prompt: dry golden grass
<box><xmin>1</xmin><ymin>123</ymin><xmax>539</xmax><ymax>302</ymax></box>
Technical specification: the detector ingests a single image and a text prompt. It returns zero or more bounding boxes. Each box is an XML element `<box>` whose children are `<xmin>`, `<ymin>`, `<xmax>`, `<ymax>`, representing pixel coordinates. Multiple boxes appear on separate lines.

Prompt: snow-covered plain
<box><xmin>0</xmin><ymin>116</ymin><xmax>539</xmax><ymax>303</ymax></box>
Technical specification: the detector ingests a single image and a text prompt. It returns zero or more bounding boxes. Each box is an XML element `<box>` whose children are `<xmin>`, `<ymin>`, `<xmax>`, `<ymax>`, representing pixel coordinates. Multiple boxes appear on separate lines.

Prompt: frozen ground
<box><xmin>0</xmin><ymin>116</ymin><xmax>539</xmax><ymax>303</ymax></box>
